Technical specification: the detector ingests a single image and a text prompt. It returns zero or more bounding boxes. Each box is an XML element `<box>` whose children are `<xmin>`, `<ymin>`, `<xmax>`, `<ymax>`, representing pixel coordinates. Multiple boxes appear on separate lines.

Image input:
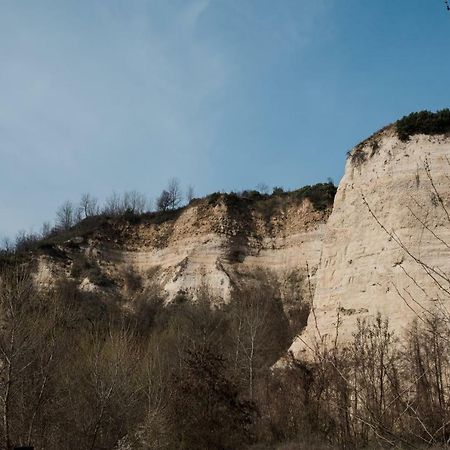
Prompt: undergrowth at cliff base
<box><xmin>0</xmin><ymin>263</ymin><xmax>449</xmax><ymax>450</ymax></box>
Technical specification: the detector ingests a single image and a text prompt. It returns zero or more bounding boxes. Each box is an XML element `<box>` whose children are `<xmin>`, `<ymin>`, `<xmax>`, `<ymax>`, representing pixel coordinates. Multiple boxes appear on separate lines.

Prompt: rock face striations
<box><xmin>35</xmin><ymin>187</ymin><xmax>335</xmax><ymax>331</ymax></box>
<box><xmin>290</xmin><ymin>125</ymin><xmax>450</xmax><ymax>358</ymax></box>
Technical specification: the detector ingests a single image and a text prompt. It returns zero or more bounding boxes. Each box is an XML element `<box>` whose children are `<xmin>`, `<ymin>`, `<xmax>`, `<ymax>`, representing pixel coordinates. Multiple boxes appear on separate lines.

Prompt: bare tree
<box><xmin>229</xmin><ymin>271</ymin><xmax>290</xmax><ymax>399</ymax></box>
<box><xmin>74</xmin><ymin>206</ymin><xmax>83</xmax><ymax>224</ymax></box>
<box><xmin>146</xmin><ymin>197</ymin><xmax>154</xmax><ymax>213</ymax></box>
<box><xmin>122</xmin><ymin>190</ymin><xmax>147</xmax><ymax>215</ymax></box>
<box><xmin>256</xmin><ymin>182</ymin><xmax>270</xmax><ymax>195</ymax></box>
<box><xmin>40</xmin><ymin>221</ymin><xmax>53</xmax><ymax>239</ymax></box>
<box><xmin>137</xmin><ymin>338</ymin><xmax>172</xmax><ymax>448</ymax></box>
<box><xmin>167</xmin><ymin>178</ymin><xmax>182</xmax><ymax>210</ymax></box>
<box><xmin>79</xmin><ymin>193</ymin><xmax>99</xmax><ymax>219</ymax></box>
<box><xmin>0</xmin><ymin>266</ymin><xmax>33</xmax><ymax>449</ymax></box>
<box><xmin>186</xmin><ymin>185</ymin><xmax>195</xmax><ymax>204</ymax></box>
<box><xmin>14</xmin><ymin>230</ymin><xmax>40</xmax><ymax>253</ymax></box>
<box><xmin>55</xmin><ymin>201</ymin><xmax>76</xmax><ymax>230</ymax></box>
<box><xmin>75</xmin><ymin>323</ymin><xmax>143</xmax><ymax>450</ymax></box>
<box><xmin>0</xmin><ymin>237</ymin><xmax>14</xmax><ymax>254</ymax></box>
<box><xmin>157</xmin><ymin>179</ymin><xmax>182</xmax><ymax>211</ymax></box>
<box><xmin>156</xmin><ymin>190</ymin><xmax>171</xmax><ymax>212</ymax></box>
<box><xmin>0</xmin><ymin>265</ymin><xmax>63</xmax><ymax>449</ymax></box>
<box><xmin>103</xmin><ymin>192</ymin><xmax>122</xmax><ymax>216</ymax></box>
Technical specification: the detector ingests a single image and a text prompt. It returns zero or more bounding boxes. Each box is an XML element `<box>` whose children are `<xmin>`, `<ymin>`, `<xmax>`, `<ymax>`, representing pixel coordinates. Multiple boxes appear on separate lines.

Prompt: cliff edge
<box><xmin>290</xmin><ymin>122</ymin><xmax>450</xmax><ymax>358</ymax></box>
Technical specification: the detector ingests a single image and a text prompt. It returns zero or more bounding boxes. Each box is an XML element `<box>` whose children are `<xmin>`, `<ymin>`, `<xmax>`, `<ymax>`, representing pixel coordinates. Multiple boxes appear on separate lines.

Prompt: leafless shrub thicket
<box><xmin>264</xmin><ymin>314</ymin><xmax>449</xmax><ymax>449</ymax></box>
<box><xmin>0</xmin><ymin>266</ymin><xmax>294</xmax><ymax>449</ymax></box>
<box><xmin>0</xmin><ymin>179</ymin><xmax>187</xmax><ymax>254</ymax></box>
<box><xmin>0</xmin><ymin>260</ymin><xmax>449</xmax><ymax>449</ymax></box>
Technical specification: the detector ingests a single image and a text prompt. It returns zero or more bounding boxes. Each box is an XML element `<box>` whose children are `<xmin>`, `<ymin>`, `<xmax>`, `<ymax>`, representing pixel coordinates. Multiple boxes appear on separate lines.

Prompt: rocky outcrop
<box><xmin>290</xmin><ymin>127</ymin><xmax>450</xmax><ymax>358</ymax></box>
<box><xmin>36</xmin><ymin>190</ymin><xmax>334</xmax><ymax>329</ymax></box>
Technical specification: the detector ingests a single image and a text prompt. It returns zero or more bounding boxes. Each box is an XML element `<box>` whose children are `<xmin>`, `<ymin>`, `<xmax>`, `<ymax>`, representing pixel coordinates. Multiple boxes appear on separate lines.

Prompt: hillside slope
<box><xmin>32</xmin><ymin>187</ymin><xmax>335</xmax><ymax>331</ymax></box>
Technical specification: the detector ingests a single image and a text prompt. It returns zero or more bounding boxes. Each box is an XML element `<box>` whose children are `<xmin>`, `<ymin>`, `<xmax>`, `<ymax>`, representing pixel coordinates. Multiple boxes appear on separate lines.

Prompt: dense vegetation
<box><xmin>0</xmin><ymin>265</ymin><xmax>290</xmax><ymax>449</ymax></box>
<box><xmin>396</xmin><ymin>109</ymin><xmax>450</xmax><ymax>141</ymax></box>
<box><xmin>348</xmin><ymin>109</ymin><xmax>450</xmax><ymax>167</ymax></box>
<box><xmin>0</xmin><ymin>263</ymin><xmax>449</xmax><ymax>449</ymax></box>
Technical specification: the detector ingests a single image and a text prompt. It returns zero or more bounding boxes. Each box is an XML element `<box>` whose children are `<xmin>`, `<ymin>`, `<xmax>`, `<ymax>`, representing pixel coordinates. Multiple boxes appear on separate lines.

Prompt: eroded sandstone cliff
<box><xmin>35</xmin><ymin>187</ymin><xmax>334</xmax><ymax>331</ymax></box>
<box><xmin>290</xmin><ymin>126</ymin><xmax>450</xmax><ymax>358</ymax></box>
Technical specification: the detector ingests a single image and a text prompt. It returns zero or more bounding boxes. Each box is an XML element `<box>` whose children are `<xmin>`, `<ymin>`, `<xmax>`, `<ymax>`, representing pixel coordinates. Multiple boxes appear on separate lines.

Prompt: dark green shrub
<box><xmin>292</xmin><ymin>182</ymin><xmax>337</xmax><ymax>210</ymax></box>
<box><xmin>37</xmin><ymin>243</ymin><xmax>69</xmax><ymax>260</ymax></box>
<box><xmin>272</xmin><ymin>186</ymin><xmax>284</xmax><ymax>195</ymax></box>
<box><xmin>206</xmin><ymin>192</ymin><xmax>222</xmax><ymax>205</ymax></box>
<box><xmin>370</xmin><ymin>138</ymin><xmax>380</xmax><ymax>155</ymax></box>
<box><xmin>238</xmin><ymin>190</ymin><xmax>265</xmax><ymax>200</ymax></box>
<box><xmin>123</xmin><ymin>208</ymin><xmax>142</xmax><ymax>224</ymax></box>
<box><xmin>144</xmin><ymin>208</ymin><xmax>182</xmax><ymax>225</ymax></box>
<box><xmin>396</xmin><ymin>109</ymin><xmax>450</xmax><ymax>141</ymax></box>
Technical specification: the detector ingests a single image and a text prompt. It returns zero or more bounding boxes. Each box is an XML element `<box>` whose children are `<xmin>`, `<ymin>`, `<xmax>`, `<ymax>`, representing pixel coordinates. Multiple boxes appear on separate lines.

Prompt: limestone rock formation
<box><xmin>290</xmin><ymin>126</ymin><xmax>450</xmax><ymax>358</ymax></box>
<box><xmin>35</xmin><ymin>189</ymin><xmax>334</xmax><ymax>330</ymax></box>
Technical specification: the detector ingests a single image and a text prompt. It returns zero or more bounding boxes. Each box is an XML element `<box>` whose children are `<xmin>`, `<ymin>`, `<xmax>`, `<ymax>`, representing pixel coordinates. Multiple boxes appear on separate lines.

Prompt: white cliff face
<box><xmin>101</xmin><ymin>198</ymin><xmax>328</xmax><ymax>314</ymax></box>
<box><xmin>291</xmin><ymin>127</ymin><xmax>450</xmax><ymax>358</ymax></box>
<box><xmin>37</xmin><ymin>194</ymin><xmax>331</xmax><ymax>328</ymax></box>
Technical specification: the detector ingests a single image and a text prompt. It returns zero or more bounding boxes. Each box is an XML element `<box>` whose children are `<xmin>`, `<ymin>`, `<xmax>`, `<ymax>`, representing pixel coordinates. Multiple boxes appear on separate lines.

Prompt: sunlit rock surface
<box><xmin>290</xmin><ymin>127</ymin><xmax>450</xmax><ymax>358</ymax></box>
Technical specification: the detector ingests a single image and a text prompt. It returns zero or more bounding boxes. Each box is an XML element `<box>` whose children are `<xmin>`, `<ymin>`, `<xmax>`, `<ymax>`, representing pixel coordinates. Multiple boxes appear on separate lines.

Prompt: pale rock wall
<box><xmin>36</xmin><ymin>195</ymin><xmax>331</xmax><ymax>326</ymax></box>
<box><xmin>291</xmin><ymin>128</ymin><xmax>450</xmax><ymax>358</ymax></box>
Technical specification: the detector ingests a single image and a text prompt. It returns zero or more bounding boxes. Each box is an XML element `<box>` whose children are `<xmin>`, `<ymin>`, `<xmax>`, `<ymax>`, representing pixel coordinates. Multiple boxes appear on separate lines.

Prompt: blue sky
<box><xmin>1</xmin><ymin>0</ymin><xmax>450</xmax><ymax>238</ymax></box>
